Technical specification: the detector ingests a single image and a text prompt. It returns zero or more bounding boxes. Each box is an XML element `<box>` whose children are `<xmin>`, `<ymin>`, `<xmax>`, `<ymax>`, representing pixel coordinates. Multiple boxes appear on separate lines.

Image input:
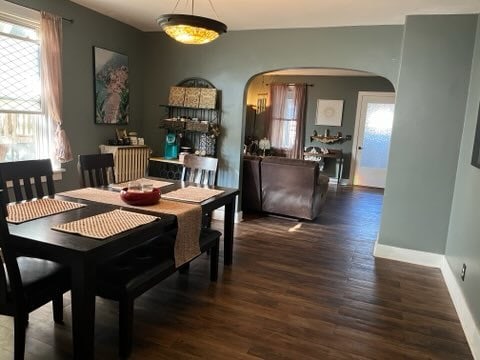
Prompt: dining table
<box><xmin>7</xmin><ymin>178</ymin><xmax>239</xmax><ymax>359</ymax></box>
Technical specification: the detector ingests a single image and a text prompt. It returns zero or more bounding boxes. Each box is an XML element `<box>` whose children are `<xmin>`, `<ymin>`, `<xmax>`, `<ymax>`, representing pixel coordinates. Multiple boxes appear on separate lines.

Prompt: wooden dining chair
<box><xmin>0</xmin><ymin>159</ymin><xmax>55</xmax><ymax>204</ymax></box>
<box><xmin>0</xmin><ymin>190</ymin><xmax>70</xmax><ymax>360</ymax></box>
<box><xmin>181</xmin><ymin>154</ymin><xmax>218</xmax><ymax>186</ymax></box>
<box><xmin>77</xmin><ymin>153</ymin><xmax>115</xmax><ymax>187</ymax></box>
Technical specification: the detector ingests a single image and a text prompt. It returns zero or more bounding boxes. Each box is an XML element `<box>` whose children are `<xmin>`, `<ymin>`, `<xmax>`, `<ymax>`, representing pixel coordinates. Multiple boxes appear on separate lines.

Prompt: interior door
<box><xmin>352</xmin><ymin>92</ymin><xmax>395</xmax><ymax>188</ymax></box>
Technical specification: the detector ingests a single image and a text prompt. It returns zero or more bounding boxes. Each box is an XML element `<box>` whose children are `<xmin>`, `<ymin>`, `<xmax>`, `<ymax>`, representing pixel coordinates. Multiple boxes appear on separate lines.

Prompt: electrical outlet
<box><xmin>461</xmin><ymin>263</ymin><xmax>467</xmax><ymax>281</ymax></box>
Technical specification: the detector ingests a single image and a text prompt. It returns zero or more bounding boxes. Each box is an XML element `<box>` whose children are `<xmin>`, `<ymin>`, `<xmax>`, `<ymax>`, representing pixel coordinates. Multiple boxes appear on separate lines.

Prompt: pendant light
<box><xmin>157</xmin><ymin>0</ymin><xmax>227</xmax><ymax>45</ymax></box>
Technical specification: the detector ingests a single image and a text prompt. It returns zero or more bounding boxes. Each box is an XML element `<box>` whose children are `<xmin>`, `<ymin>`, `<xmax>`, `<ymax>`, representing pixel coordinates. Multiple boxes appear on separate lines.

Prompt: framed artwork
<box><xmin>315</xmin><ymin>99</ymin><xmax>344</xmax><ymax>126</ymax></box>
<box><xmin>93</xmin><ymin>47</ymin><xmax>129</xmax><ymax>124</ymax></box>
<box><xmin>471</xmin><ymin>103</ymin><xmax>480</xmax><ymax>169</ymax></box>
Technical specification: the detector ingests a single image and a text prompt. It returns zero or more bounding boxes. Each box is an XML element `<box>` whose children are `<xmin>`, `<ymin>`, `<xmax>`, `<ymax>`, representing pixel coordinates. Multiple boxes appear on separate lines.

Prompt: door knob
<box><xmin>358</xmin><ymin>146</ymin><xmax>363</xmax><ymax>150</ymax></box>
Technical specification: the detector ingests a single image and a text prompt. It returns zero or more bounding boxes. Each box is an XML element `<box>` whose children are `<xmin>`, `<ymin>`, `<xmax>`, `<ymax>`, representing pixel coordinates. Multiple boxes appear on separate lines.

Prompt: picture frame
<box><xmin>471</xmin><ymin>103</ymin><xmax>480</xmax><ymax>169</ymax></box>
<box><xmin>315</xmin><ymin>99</ymin><xmax>344</xmax><ymax>126</ymax></box>
<box><xmin>93</xmin><ymin>47</ymin><xmax>129</xmax><ymax>124</ymax></box>
<box><xmin>116</xmin><ymin>128</ymin><xmax>127</xmax><ymax>141</ymax></box>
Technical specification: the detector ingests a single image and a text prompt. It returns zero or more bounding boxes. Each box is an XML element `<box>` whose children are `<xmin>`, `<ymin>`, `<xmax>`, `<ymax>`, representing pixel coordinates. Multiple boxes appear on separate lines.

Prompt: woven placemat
<box><xmin>6</xmin><ymin>198</ymin><xmax>86</xmax><ymax>224</ymax></box>
<box><xmin>110</xmin><ymin>178</ymin><xmax>173</xmax><ymax>191</ymax></box>
<box><xmin>58</xmin><ymin>188</ymin><xmax>201</xmax><ymax>266</ymax></box>
<box><xmin>161</xmin><ymin>186</ymin><xmax>224</xmax><ymax>203</ymax></box>
<box><xmin>52</xmin><ymin>209</ymin><xmax>158</xmax><ymax>240</ymax></box>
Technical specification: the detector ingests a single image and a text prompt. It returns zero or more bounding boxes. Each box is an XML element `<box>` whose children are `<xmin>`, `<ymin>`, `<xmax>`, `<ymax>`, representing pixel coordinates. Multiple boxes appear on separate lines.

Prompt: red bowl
<box><xmin>120</xmin><ymin>187</ymin><xmax>161</xmax><ymax>206</ymax></box>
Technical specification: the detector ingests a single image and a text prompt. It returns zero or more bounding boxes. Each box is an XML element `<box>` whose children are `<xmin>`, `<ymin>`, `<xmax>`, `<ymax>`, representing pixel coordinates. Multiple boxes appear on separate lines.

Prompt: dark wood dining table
<box><xmin>7</xmin><ymin>179</ymin><xmax>239</xmax><ymax>359</ymax></box>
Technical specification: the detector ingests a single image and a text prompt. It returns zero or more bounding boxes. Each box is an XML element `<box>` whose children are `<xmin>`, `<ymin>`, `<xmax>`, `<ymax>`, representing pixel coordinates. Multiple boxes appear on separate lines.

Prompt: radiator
<box><xmin>99</xmin><ymin>145</ymin><xmax>151</xmax><ymax>183</ymax></box>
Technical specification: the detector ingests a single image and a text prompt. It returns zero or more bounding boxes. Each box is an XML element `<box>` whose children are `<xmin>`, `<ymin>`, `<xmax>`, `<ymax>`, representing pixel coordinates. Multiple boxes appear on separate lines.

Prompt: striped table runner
<box><xmin>6</xmin><ymin>198</ymin><xmax>86</xmax><ymax>224</ymax></box>
<box><xmin>58</xmin><ymin>188</ymin><xmax>201</xmax><ymax>267</ymax></box>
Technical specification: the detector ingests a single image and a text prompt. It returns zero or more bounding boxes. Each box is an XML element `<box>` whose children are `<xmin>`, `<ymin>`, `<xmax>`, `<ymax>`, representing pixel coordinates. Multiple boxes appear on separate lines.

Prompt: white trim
<box><xmin>350</xmin><ymin>91</ymin><xmax>395</xmax><ymax>186</ymax></box>
<box><xmin>0</xmin><ymin>0</ymin><xmax>40</xmax><ymax>27</ymax></box>
<box><xmin>441</xmin><ymin>257</ymin><xmax>480</xmax><ymax>360</ymax></box>
<box><xmin>373</xmin><ymin>238</ymin><xmax>443</xmax><ymax>267</ymax></box>
<box><xmin>374</xmin><ymin>240</ymin><xmax>480</xmax><ymax>359</ymax></box>
<box><xmin>212</xmin><ymin>207</ymin><xmax>243</xmax><ymax>223</ymax></box>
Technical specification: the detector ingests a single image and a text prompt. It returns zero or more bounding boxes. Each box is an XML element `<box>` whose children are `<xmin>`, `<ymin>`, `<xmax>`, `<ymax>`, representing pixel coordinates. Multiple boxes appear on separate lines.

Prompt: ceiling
<box><xmin>70</xmin><ymin>0</ymin><xmax>480</xmax><ymax>32</ymax></box>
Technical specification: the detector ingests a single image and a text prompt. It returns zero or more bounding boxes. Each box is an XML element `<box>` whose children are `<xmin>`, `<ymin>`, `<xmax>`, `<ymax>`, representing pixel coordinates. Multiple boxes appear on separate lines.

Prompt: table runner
<box><xmin>58</xmin><ymin>188</ymin><xmax>201</xmax><ymax>266</ymax></box>
<box><xmin>161</xmin><ymin>186</ymin><xmax>224</xmax><ymax>203</ymax></box>
<box><xmin>110</xmin><ymin>178</ymin><xmax>173</xmax><ymax>191</ymax></box>
<box><xmin>6</xmin><ymin>198</ymin><xmax>86</xmax><ymax>224</ymax></box>
<box><xmin>52</xmin><ymin>209</ymin><xmax>158</xmax><ymax>240</ymax></box>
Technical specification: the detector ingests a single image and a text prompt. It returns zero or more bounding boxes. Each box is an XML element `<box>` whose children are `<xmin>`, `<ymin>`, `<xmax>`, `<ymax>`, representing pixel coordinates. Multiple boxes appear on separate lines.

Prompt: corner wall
<box><xmin>445</xmin><ymin>14</ymin><xmax>480</xmax><ymax>336</ymax></box>
<box><xmin>378</xmin><ymin>15</ymin><xmax>477</xmax><ymax>254</ymax></box>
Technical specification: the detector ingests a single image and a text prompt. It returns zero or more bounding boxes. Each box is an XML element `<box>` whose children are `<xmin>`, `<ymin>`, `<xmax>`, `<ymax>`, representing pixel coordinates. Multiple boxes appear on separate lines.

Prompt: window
<box><xmin>270</xmin><ymin>86</ymin><xmax>298</xmax><ymax>149</ymax></box>
<box><xmin>0</xmin><ymin>12</ymin><xmax>55</xmax><ymax>165</ymax></box>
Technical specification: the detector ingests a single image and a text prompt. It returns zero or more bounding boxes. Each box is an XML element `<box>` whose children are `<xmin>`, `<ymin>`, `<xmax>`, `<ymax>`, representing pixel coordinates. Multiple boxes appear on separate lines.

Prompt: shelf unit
<box><xmin>159</xmin><ymin>78</ymin><xmax>221</xmax><ymax>157</ymax></box>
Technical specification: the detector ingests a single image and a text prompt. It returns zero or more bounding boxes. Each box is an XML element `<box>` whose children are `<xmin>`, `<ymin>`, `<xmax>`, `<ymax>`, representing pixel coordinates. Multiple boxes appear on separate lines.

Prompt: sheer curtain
<box><xmin>266</xmin><ymin>83</ymin><xmax>307</xmax><ymax>159</ymax></box>
<box><xmin>40</xmin><ymin>11</ymin><xmax>72</xmax><ymax>163</ymax></box>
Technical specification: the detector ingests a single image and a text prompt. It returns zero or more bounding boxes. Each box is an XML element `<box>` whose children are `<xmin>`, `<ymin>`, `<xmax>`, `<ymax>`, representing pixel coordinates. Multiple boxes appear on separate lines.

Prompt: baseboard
<box><xmin>212</xmin><ymin>207</ymin><xmax>243</xmax><ymax>223</ymax></box>
<box><xmin>373</xmin><ymin>239</ymin><xmax>444</xmax><ymax>267</ymax></box>
<box><xmin>328</xmin><ymin>178</ymin><xmax>350</xmax><ymax>186</ymax></box>
<box><xmin>374</xmin><ymin>240</ymin><xmax>480</xmax><ymax>359</ymax></box>
<box><xmin>440</xmin><ymin>257</ymin><xmax>480</xmax><ymax>360</ymax></box>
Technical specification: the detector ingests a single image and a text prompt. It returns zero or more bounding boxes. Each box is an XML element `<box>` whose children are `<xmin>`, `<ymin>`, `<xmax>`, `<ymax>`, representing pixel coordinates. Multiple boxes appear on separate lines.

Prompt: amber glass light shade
<box><xmin>157</xmin><ymin>14</ymin><xmax>227</xmax><ymax>45</ymax></box>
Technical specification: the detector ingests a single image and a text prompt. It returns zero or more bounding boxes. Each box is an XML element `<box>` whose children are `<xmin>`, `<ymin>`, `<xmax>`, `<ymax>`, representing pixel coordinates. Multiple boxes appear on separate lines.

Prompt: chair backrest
<box><xmin>77</xmin><ymin>153</ymin><xmax>115</xmax><ymax>188</ymax></box>
<box><xmin>0</xmin><ymin>190</ymin><xmax>24</xmax><ymax>308</ymax></box>
<box><xmin>181</xmin><ymin>154</ymin><xmax>218</xmax><ymax>186</ymax></box>
<box><xmin>0</xmin><ymin>159</ymin><xmax>55</xmax><ymax>204</ymax></box>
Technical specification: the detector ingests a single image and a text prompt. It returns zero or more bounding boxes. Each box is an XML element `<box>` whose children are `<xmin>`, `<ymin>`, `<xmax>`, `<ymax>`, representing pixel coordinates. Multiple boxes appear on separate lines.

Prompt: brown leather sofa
<box><xmin>242</xmin><ymin>156</ymin><xmax>329</xmax><ymax>220</ymax></box>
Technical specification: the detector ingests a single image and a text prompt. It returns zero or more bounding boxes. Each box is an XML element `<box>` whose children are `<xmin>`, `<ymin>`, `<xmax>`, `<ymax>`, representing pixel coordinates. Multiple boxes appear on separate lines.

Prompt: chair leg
<box><xmin>14</xmin><ymin>314</ymin><xmax>26</xmax><ymax>360</ymax></box>
<box><xmin>52</xmin><ymin>294</ymin><xmax>64</xmax><ymax>323</ymax></box>
<box><xmin>119</xmin><ymin>298</ymin><xmax>134</xmax><ymax>359</ymax></box>
<box><xmin>210</xmin><ymin>240</ymin><xmax>219</xmax><ymax>282</ymax></box>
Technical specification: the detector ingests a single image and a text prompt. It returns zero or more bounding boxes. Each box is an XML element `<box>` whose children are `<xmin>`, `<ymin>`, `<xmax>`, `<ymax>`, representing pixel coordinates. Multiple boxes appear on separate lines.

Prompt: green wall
<box><xmin>142</xmin><ymin>26</ymin><xmax>403</xmax><ymax>188</ymax></box>
<box><xmin>8</xmin><ymin>0</ymin><xmax>146</xmax><ymax>191</ymax></box>
<box><xmin>246</xmin><ymin>74</ymin><xmax>394</xmax><ymax>178</ymax></box>
<box><xmin>378</xmin><ymin>15</ymin><xmax>477</xmax><ymax>254</ymax></box>
<box><xmin>445</xmin><ymin>16</ymin><xmax>480</xmax><ymax>330</ymax></box>
<box><xmin>4</xmin><ymin>0</ymin><xmax>480</xmax><ymax>348</ymax></box>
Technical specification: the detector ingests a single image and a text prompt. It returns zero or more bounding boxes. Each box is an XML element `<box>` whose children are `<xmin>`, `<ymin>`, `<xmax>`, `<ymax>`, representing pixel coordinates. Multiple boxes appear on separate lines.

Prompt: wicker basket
<box><xmin>159</xmin><ymin>118</ymin><xmax>185</xmax><ymax>130</ymax></box>
<box><xmin>185</xmin><ymin>120</ymin><xmax>209</xmax><ymax>132</ymax></box>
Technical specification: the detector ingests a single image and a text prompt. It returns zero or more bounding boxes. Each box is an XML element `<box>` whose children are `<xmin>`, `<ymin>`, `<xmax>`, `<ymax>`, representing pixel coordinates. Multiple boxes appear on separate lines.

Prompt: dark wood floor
<box><xmin>0</xmin><ymin>186</ymin><xmax>473</xmax><ymax>359</ymax></box>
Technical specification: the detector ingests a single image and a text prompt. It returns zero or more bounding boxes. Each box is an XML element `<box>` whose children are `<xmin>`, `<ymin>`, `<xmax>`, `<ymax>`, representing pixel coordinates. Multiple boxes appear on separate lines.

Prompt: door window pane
<box><xmin>360</xmin><ymin>103</ymin><xmax>394</xmax><ymax>168</ymax></box>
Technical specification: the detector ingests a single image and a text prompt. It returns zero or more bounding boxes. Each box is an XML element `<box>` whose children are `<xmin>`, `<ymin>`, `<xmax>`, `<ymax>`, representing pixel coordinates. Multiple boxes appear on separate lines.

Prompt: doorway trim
<box><xmin>349</xmin><ymin>91</ymin><xmax>395</xmax><ymax>184</ymax></box>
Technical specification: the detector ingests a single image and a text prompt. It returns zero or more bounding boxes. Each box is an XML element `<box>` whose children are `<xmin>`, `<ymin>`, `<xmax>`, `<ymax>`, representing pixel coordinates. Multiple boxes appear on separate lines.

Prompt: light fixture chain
<box><xmin>171</xmin><ymin>0</ymin><xmax>181</xmax><ymax>13</ymax></box>
<box><xmin>207</xmin><ymin>0</ymin><xmax>221</xmax><ymax>20</ymax></box>
<box><xmin>192</xmin><ymin>0</ymin><xmax>195</xmax><ymax>15</ymax></box>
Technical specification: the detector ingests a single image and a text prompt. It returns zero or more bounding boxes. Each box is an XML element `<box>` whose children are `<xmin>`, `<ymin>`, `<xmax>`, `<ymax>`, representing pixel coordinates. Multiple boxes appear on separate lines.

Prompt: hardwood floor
<box><xmin>0</xmin><ymin>186</ymin><xmax>473</xmax><ymax>359</ymax></box>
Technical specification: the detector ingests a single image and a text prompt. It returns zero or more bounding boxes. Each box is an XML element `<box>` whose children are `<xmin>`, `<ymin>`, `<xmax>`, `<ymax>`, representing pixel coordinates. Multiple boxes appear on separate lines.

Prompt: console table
<box><xmin>304</xmin><ymin>149</ymin><xmax>343</xmax><ymax>185</ymax></box>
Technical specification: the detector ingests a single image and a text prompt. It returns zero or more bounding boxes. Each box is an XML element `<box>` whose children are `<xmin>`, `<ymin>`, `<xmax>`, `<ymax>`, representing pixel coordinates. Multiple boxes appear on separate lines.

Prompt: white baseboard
<box><xmin>373</xmin><ymin>239</ymin><xmax>444</xmax><ymax>267</ymax></box>
<box><xmin>374</xmin><ymin>240</ymin><xmax>479</xmax><ymax>359</ymax></box>
<box><xmin>211</xmin><ymin>207</ymin><xmax>243</xmax><ymax>223</ymax></box>
<box><xmin>440</xmin><ymin>257</ymin><xmax>480</xmax><ymax>360</ymax></box>
<box><xmin>328</xmin><ymin>178</ymin><xmax>350</xmax><ymax>186</ymax></box>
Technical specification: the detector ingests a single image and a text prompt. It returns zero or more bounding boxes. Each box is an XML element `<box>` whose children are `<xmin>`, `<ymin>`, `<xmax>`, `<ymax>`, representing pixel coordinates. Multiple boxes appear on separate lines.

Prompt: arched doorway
<box><xmin>243</xmin><ymin>68</ymin><xmax>395</xmax><ymax>187</ymax></box>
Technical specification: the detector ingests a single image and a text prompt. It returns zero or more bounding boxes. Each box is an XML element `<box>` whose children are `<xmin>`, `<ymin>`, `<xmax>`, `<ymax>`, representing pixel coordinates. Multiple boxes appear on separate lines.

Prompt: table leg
<box><xmin>223</xmin><ymin>198</ymin><xmax>236</xmax><ymax>265</ymax></box>
<box><xmin>71</xmin><ymin>259</ymin><xmax>96</xmax><ymax>360</ymax></box>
